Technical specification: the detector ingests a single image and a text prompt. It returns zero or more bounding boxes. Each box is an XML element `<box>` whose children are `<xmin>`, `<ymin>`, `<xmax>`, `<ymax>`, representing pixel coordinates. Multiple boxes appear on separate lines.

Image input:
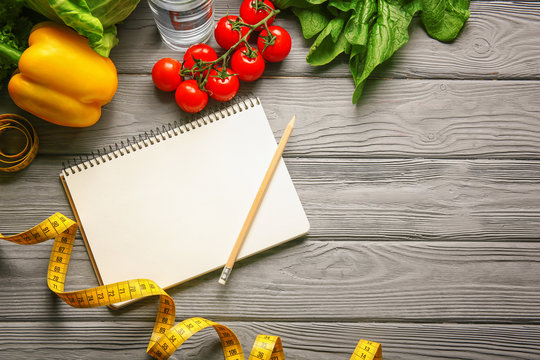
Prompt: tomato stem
<box><xmin>260</xmin><ymin>21</ymin><xmax>276</xmax><ymax>53</ymax></box>
<box><xmin>179</xmin><ymin>7</ymin><xmax>280</xmax><ymax>89</ymax></box>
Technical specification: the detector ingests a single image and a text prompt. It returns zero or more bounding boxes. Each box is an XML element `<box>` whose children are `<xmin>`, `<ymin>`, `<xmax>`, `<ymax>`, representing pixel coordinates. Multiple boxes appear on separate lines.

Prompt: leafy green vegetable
<box><xmin>275</xmin><ymin>0</ymin><xmax>326</xmax><ymax>9</ymax></box>
<box><xmin>352</xmin><ymin>0</ymin><xmax>421</xmax><ymax>102</ymax></box>
<box><xmin>343</xmin><ymin>0</ymin><xmax>376</xmax><ymax>46</ymax></box>
<box><xmin>25</xmin><ymin>0</ymin><xmax>141</xmax><ymax>57</ymax></box>
<box><xmin>422</xmin><ymin>0</ymin><xmax>470</xmax><ymax>42</ymax></box>
<box><xmin>0</xmin><ymin>0</ymin><xmax>40</xmax><ymax>87</ymax></box>
<box><xmin>274</xmin><ymin>0</ymin><xmax>470</xmax><ymax>103</ymax></box>
<box><xmin>0</xmin><ymin>0</ymin><xmax>140</xmax><ymax>85</ymax></box>
<box><xmin>306</xmin><ymin>15</ymin><xmax>350</xmax><ymax>65</ymax></box>
<box><xmin>292</xmin><ymin>5</ymin><xmax>330</xmax><ymax>39</ymax></box>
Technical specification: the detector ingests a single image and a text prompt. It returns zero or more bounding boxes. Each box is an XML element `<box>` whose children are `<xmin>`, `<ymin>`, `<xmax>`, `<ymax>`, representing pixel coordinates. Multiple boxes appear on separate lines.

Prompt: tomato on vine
<box><xmin>175</xmin><ymin>79</ymin><xmax>208</xmax><ymax>113</ymax></box>
<box><xmin>152</xmin><ymin>58</ymin><xmax>182</xmax><ymax>92</ymax></box>
<box><xmin>205</xmin><ymin>68</ymin><xmax>239</xmax><ymax>102</ymax></box>
<box><xmin>214</xmin><ymin>16</ymin><xmax>250</xmax><ymax>50</ymax></box>
<box><xmin>240</xmin><ymin>0</ymin><xmax>275</xmax><ymax>31</ymax></box>
<box><xmin>182</xmin><ymin>44</ymin><xmax>218</xmax><ymax>75</ymax></box>
<box><xmin>257</xmin><ymin>25</ymin><xmax>291</xmax><ymax>62</ymax></box>
<box><xmin>152</xmin><ymin>2</ymin><xmax>288</xmax><ymax>112</ymax></box>
<box><xmin>231</xmin><ymin>46</ymin><xmax>265</xmax><ymax>82</ymax></box>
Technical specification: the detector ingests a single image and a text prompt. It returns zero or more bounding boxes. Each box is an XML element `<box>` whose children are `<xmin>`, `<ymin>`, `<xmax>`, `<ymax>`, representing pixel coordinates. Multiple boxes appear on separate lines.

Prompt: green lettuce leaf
<box><xmin>87</xmin><ymin>0</ymin><xmax>141</xmax><ymax>27</ymax></box>
<box><xmin>23</xmin><ymin>0</ymin><xmax>61</xmax><ymax>21</ymax></box>
<box><xmin>421</xmin><ymin>0</ymin><xmax>470</xmax><ymax>42</ymax></box>
<box><xmin>24</xmin><ymin>0</ymin><xmax>140</xmax><ymax>57</ymax></box>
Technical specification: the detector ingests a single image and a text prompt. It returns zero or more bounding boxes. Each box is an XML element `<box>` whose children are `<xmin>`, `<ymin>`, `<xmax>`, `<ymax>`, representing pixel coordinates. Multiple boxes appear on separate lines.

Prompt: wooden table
<box><xmin>1</xmin><ymin>1</ymin><xmax>540</xmax><ymax>358</ymax></box>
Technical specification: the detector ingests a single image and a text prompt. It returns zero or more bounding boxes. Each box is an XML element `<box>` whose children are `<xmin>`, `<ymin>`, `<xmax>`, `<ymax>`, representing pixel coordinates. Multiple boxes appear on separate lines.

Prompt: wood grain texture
<box><xmin>1</xmin><ymin>157</ymin><xmax>540</xmax><ymax>322</ymax></box>
<box><xmin>1</xmin><ymin>0</ymin><xmax>539</xmax><ymax>358</ymax></box>
<box><xmin>1</xmin><ymin>239</ymin><xmax>539</xmax><ymax>322</ymax></box>
<box><xmin>2</xmin><ymin>77</ymin><xmax>540</xmax><ymax>159</ymax></box>
<box><xmin>1</xmin><ymin>157</ymin><xmax>540</xmax><ymax>241</ymax></box>
<box><xmin>1</xmin><ymin>321</ymin><xmax>540</xmax><ymax>359</ymax></box>
<box><xmin>111</xmin><ymin>1</ymin><xmax>540</xmax><ymax>80</ymax></box>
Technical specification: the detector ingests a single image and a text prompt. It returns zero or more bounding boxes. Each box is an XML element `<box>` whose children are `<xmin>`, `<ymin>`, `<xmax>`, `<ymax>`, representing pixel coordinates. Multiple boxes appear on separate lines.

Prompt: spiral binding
<box><xmin>62</xmin><ymin>96</ymin><xmax>260</xmax><ymax>176</ymax></box>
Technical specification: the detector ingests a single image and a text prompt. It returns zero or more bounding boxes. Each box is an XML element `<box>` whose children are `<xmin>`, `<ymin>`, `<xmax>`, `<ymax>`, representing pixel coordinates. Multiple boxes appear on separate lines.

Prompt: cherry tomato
<box><xmin>257</xmin><ymin>26</ymin><xmax>291</xmax><ymax>62</ymax></box>
<box><xmin>239</xmin><ymin>0</ymin><xmax>275</xmax><ymax>31</ymax></box>
<box><xmin>182</xmin><ymin>43</ymin><xmax>218</xmax><ymax>75</ymax></box>
<box><xmin>214</xmin><ymin>16</ymin><xmax>250</xmax><ymax>50</ymax></box>
<box><xmin>151</xmin><ymin>58</ymin><xmax>182</xmax><ymax>92</ymax></box>
<box><xmin>175</xmin><ymin>79</ymin><xmax>208</xmax><ymax>113</ymax></box>
<box><xmin>231</xmin><ymin>46</ymin><xmax>266</xmax><ymax>82</ymax></box>
<box><xmin>205</xmin><ymin>68</ymin><xmax>239</xmax><ymax>102</ymax></box>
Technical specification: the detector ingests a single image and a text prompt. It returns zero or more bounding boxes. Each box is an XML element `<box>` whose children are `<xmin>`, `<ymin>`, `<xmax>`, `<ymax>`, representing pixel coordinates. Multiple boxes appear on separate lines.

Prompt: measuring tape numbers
<box><xmin>0</xmin><ymin>114</ymin><xmax>39</xmax><ymax>172</ymax></box>
<box><xmin>1</xmin><ymin>213</ymin><xmax>382</xmax><ymax>360</ymax></box>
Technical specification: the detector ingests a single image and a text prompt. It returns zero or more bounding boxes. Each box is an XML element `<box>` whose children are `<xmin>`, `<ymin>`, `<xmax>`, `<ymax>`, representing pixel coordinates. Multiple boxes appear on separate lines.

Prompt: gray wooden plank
<box><xmin>2</xmin><ymin>235</ymin><xmax>540</xmax><ymax>322</ymax></box>
<box><xmin>1</xmin><ymin>321</ymin><xmax>540</xmax><ymax>359</ymax></box>
<box><xmin>1</xmin><ymin>157</ymin><xmax>539</xmax><ymax>241</ymax></box>
<box><xmin>1</xmin><ymin>1</ymin><xmax>538</xmax><ymax>358</ymax></box>
<box><xmin>111</xmin><ymin>1</ymin><xmax>540</xmax><ymax>80</ymax></box>
<box><xmin>2</xmin><ymin>77</ymin><xmax>540</xmax><ymax>159</ymax></box>
<box><xmin>3</xmin><ymin>157</ymin><xmax>538</xmax><ymax>324</ymax></box>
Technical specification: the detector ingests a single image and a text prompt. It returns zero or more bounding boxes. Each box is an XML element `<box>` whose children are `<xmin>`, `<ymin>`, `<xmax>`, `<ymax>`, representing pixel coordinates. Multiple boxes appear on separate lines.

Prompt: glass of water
<box><xmin>147</xmin><ymin>0</ymin><xmax>215</xmax><ymax>50</ymax></box>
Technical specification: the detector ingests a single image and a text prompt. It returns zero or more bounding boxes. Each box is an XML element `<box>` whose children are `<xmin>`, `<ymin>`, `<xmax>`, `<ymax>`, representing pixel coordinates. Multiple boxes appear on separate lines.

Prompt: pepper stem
<box><xmin>0</xmin><ymin>43</ymin><xmax>22</xmax><ymax>65</ymax></box>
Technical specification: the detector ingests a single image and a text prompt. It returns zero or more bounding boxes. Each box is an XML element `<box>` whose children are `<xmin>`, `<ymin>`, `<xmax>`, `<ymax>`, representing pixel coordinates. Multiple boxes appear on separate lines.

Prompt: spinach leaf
<box><xmin>292</xmin><ymin>5</ymin><xmax>331</xmax><ymax>39</ymax></box>
<box><xmin>421</xmin><ymin>0</ymin><xmax>470</xmax><ymax>42</ymax></box>
<box><xmin>278</xmin><ymin>0</ymin><xmax>471</xmax><ymax>103</ymax></box>
<box><xmin>349</xmin><ymin>45</ymin><xmax>367</xmax><ymax>103</ymax></box>
<box><xmin>306</xmin><ymin>15</ymin><xmax>350</xmax><ymax>65</ymax></box>
<box><xmin>274</xmin><ymin>0</ymin><xmax>327</xmax><ymax>9</ymax></box>
<box><xmin>344</xmin><ymin>0</ymin><xmax>377</xmax><ymax>46</ymax></box>
<box><xmin>351</xmin><ymin>0</ymin><xmax>421</xmax><ymax>102</ymax></box>
<box><xmin>327</xmin><ymin>0</ymin><xmax>357</xmax><ymax>13</ymax></box>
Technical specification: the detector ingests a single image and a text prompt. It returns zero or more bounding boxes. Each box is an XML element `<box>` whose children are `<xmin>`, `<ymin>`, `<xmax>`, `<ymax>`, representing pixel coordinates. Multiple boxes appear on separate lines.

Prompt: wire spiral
<box><xmin>62</xmin><ymin>96</ymin><xmax>260</xmax><ymax>176</ymax></box>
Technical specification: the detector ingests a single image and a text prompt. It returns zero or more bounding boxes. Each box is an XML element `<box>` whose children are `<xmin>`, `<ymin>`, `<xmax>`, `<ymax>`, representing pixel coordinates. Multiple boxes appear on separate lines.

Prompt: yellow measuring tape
<box><xmin>1</xmin><ymin>213</ymin><xmax>382</xmax><ymax>360</ymax></box>
<box><xmin>0</xmin><ymin>113</ymin><xmax>39</xmax><ymax>172</ymax></box>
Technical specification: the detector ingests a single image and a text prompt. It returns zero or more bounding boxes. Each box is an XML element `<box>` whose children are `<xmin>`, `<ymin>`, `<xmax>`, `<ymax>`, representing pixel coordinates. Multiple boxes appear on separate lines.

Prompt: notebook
<box><xmin>60</xmin><ymin>97</ymin><xmax>310</xmax><ymax>308</ymax></box>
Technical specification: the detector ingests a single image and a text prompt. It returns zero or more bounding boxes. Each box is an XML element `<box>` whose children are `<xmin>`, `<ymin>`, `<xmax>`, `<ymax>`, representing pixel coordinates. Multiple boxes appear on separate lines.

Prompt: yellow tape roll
<box><xmin>0</xmin><ymin>114</ymin><xmax>39</xmax><ymax>172</ymax></box>
<box><xmin>1</xmin><ymin>214</ymin><xmax>382</xmax><ymax>360</ymax></box>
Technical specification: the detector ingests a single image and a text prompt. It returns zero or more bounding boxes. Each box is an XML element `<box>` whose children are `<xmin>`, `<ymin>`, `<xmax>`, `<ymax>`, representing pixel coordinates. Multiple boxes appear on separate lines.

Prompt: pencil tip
<box><xmin>289</xmin><ymin>115</ymin><xmax>296</xmax><ymax>127</ymax></box>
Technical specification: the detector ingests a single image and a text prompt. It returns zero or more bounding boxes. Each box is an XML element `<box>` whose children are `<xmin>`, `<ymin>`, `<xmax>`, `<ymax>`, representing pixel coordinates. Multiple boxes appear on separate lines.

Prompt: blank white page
<box><xmin>61</xmin><ymin>99</ymin><xmax>309</xmax><ymax>298</ymax></box>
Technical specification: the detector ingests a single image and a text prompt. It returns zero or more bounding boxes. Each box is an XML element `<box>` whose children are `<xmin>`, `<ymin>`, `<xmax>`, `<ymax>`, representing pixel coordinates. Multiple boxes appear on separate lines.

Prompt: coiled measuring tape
<box><xmin>0</xmin><ymin>114</ymin><xmax>39</xmax><ymax>172</ymax></box>
<box><xmin>0</xmin><ymin>213</ymin><xmax>382</xmax><ymax>360</ymax></box>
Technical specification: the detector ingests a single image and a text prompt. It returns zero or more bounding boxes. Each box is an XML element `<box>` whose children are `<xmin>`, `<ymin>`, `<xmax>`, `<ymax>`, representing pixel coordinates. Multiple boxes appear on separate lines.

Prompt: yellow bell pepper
<box><xmin>8</xmin><ymin>22</ymin><xmax>118</xmax><ymax>127</ymax></box>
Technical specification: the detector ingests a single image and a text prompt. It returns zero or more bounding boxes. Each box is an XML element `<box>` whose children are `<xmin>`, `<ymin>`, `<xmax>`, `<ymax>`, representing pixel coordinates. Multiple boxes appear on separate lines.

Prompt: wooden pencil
<box><xmin>219</xmin><ymin>115</ymin><xmax>296</xmax><ymax>285</ymax></box>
